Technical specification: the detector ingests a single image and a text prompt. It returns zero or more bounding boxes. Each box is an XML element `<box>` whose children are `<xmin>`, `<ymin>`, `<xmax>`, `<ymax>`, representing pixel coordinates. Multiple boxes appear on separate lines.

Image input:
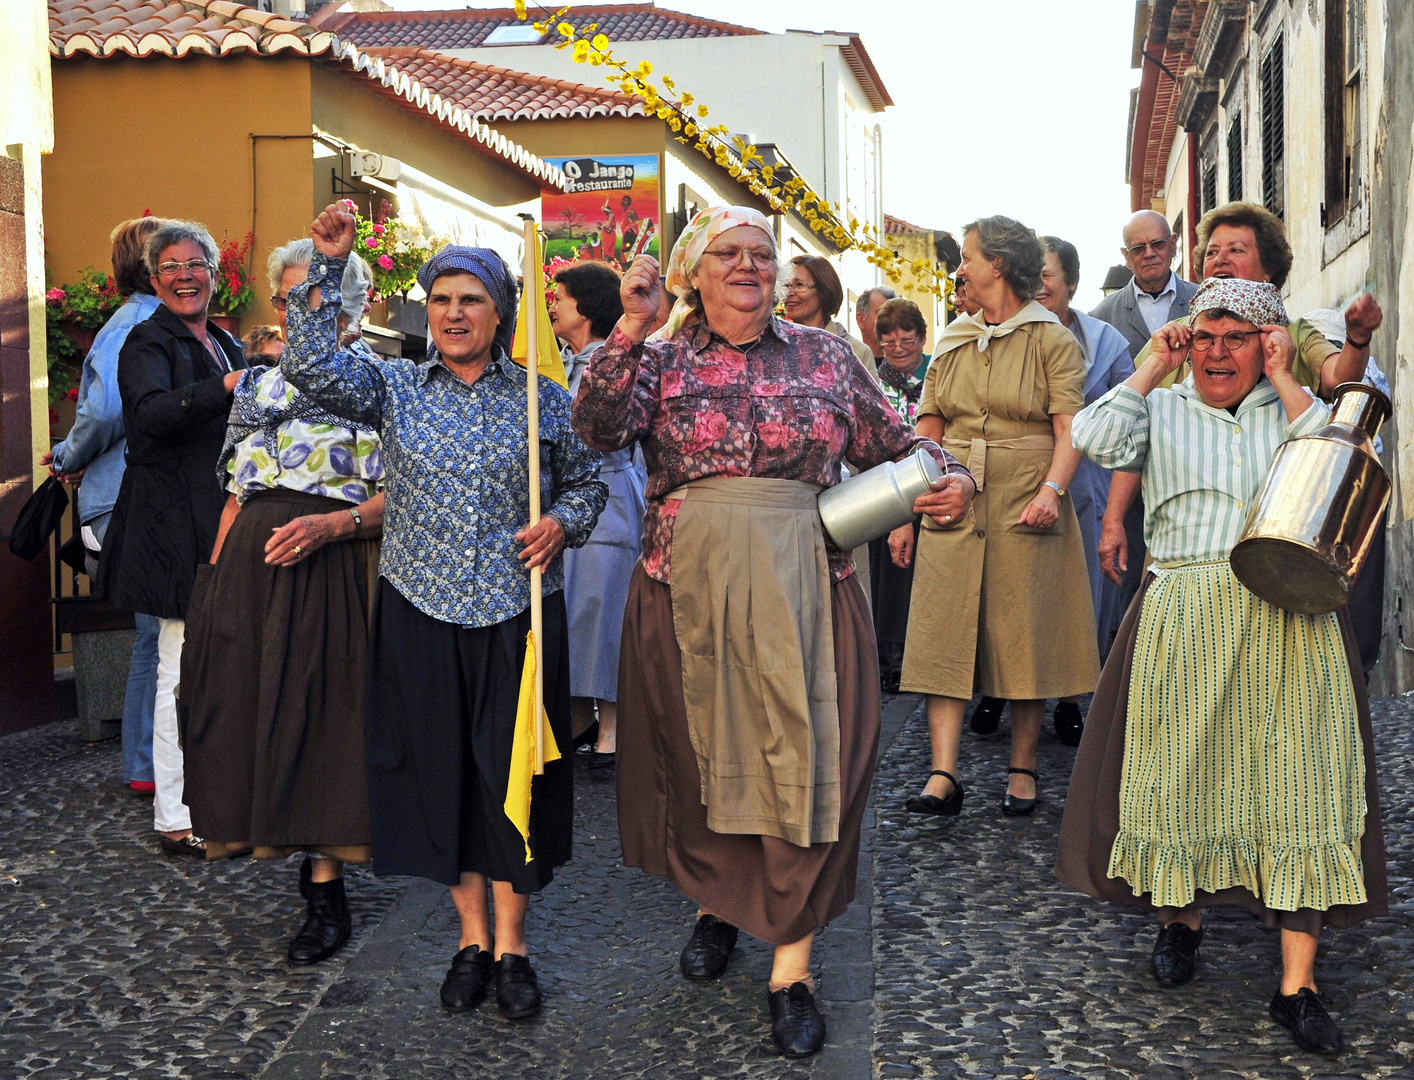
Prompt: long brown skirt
<box><xmin>1055</xmin><ymin>573</ymin><xmax>1389</xmax><ymax>929</ymax></box>
<box><xmin>617</xmin><ymin>565</ymin><xmax>879</xmax><ymax>946</ymax></box>
<box><xmin>180</xmin><ymin>489</ymin><xmax>377</xmax><ymax>863</ymax></box>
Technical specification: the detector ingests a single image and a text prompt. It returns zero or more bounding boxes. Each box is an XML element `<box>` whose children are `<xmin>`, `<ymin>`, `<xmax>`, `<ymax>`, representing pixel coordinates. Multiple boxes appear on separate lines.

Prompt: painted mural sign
<box><xmin>542</xmin><ymin>154</ymin><xmax>660</xmax><ymax>269</ymax></box>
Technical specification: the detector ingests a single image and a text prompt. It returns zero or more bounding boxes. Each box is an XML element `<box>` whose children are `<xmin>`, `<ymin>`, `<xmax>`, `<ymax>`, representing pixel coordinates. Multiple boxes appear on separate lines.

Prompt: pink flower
<box><xmin>811</xmin><ymin>362</ymin><xmax>837</xmax><ymax>389</ymax></box>
<box><xmin>372</xmin><ymin>224</ymin><xmax>387</xmax><ymax>236</ymax></box>
<box><xmin>810</xmin><ymin>406</ymin><xmax>840</xmax><ymax>445</ymax></box>
<box><xmin>687</xmin><ymin>409</ymin><xmax>728</xmax><ymax>451</ymax></box>
<box><xmin>660</xmin><ymin>369</ymin><xmax>685</xmax><ymax>397</ymax></box>
<box><xmin>377</xmin><ymin>254</ymin><xmax>394</xmax><ymax>270</ymax></box>
<box><xmin>364</xmin><ymin>237</ymin><xmax>380</xmax><ymax>250</ymax></box>
<box><xmin>66</xmin><ymin>387</ymin><xmax>79</xmax><ymax>402</ymax></box>
<box><xmin>341</xmin><ymin>199</ymin><xmax>358</xmax><ymax>211</ymax></box>
<box><xmin>46</xmin><ymin>288</ymin><xmax>66</xmax><ymax>303</ymax></box>
<box><xmin>695</xmin><ymin>352</ymin><xmax>745</xmax><ymax>386</ymax></box>
<box><xmin>754</xmin><ymin>381</ymin><xmax>784</xmax><ymax>396</ymax></box>
<box><xmin>757</xmin><ymin>419</ymin><xmax>793</xmax><ymax>449</ymax></box>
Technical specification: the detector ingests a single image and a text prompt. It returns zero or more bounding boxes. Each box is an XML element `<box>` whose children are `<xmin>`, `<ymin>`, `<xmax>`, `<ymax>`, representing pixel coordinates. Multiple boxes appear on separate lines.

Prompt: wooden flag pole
<box><xmin>523</xmin><ymin>218</ymin><xmax>547</xmax><ymax>775</ymax></box>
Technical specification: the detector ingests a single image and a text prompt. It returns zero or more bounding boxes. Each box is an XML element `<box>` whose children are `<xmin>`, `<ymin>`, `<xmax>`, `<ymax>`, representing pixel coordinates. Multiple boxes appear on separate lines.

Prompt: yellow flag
<box><xmin>504</xmin><ymin>630</ymin><xmax>562</xmax><ymax>864</ymax></box>
<box><xmin>511</xmin><ymin>229</ymin><xmax>568</xmax><ymax>389</ymax></box>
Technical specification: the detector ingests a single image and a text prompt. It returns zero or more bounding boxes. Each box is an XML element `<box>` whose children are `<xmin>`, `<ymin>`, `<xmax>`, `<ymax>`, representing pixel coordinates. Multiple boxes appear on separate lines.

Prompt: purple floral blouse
<box><xmin>572</xmin><ymin>317</ymin><xmax>961</xmax><ymax>584</ymax></box>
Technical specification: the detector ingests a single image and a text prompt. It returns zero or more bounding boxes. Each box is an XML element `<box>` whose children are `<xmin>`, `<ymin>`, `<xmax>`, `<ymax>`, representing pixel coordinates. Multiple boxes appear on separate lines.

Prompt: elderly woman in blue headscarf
<box><xmin>281</xmin><ymin>204</ymin><xmax>607</xmax><ymax>1022</ymax></box>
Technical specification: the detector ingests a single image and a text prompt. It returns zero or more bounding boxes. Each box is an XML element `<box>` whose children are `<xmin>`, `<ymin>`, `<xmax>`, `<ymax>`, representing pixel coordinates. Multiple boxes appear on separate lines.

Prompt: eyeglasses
<box><xmin>270</xmin><ymin>295</ymin><xmax>289</xmax><ymax>311</ymax></box>
<box><xmin>784</xmin><ymin>280</ymin><xmax>816</xmax><ymax>293</ymax></box>
<box><xmin>1125</xmin><ymin>239</ymin><xmax>1172</xmax><ymax>258</ymax></box>
<box><xmin>702</xmin><ymin>246</ymin><xmax>776</xmax><ymax>269</ymax></box>
<box><xmin>882</xmin><ymin>337</ymin><xmax>921</xmax><ymax>351</ymax></box>
<box><xmin>1190</xmin><ymin>329</ymin><xmax>1260</xmax><ymax>352</ymax></box>
<box><xmin>157</xmin><ymin>259</ymin><xmax>213</xmax><ymax>277</ymax></box>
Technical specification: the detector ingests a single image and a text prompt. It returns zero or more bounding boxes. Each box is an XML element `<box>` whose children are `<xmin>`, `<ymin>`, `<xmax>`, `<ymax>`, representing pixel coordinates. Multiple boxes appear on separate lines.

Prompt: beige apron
<box><xmin>668</xmin><ymin>477</ymin><xmax>840</xmax><ymax>847</ymax></box>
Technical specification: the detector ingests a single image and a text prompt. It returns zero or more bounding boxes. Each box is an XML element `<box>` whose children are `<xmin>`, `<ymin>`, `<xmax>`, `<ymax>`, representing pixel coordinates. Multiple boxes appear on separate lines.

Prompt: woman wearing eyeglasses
<box><xmin>1058</xmin><ymin>278</ymin><xmax>1387</xmax><ymax>1056</ymax></box>
<box><xmin>574</xmin><ymin>205</ymin><xmax>969</xmax><ymax>1057</ymax></box>
<box><xmin>100</xmin><ymin>219</ymin><xmax>248</xmax><ymax>858</ymax></box>
<box><xmin>782</xmin><ymin>254</ymin><xmax>877</xmax><ymax>374</ymax></box>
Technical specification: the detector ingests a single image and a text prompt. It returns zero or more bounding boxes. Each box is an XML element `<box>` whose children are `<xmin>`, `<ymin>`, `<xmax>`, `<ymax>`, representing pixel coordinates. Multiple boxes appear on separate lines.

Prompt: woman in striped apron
<box><xmin>1057</xmin><ymin>278</ymin><xmax>1388</xmax><ymax>1056</ymax></box>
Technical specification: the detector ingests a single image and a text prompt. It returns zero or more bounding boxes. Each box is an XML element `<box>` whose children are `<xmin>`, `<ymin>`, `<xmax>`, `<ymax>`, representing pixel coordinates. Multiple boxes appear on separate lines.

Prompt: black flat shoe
<box><xmin>1001</xmin><ymin>767</ymin><xmax>1037</xmax><ymax>817</ymax></box>
<box><xmin>1053</xmin><ymin>700</ymin><xmax>1084</xmax><ymax>746</ymax></box>
<box><xmin>679</xmin><ymin>914</ymin><xmax>738</xmax><ymax>980</ymax></box>
<box><xmin>968</xmin><ymin>695</ymin><xmax>1006</xmax><ymax>734</ymax></box>
<box><xmin>1270</xmin><ymin>987</ymin><xmax>1342</xmax><ymax>1055</ymax></box>
<box><xmin>441</xmin><ymin>945</ymin><xmax>495</xmax><ymax>1011</ymax></box>
<box><xmin>904</xmin><ymin>769</ymin><xmax>964</xmax><ymax>816</ymax></box>
<box><xmin>288</xmin><ymin>876</ymin><xmax>351</xmax><ymax>964</ymax></box>
<box><xmin>1150</xmin><ymin>922</ymin><xmax>1202</xmax><ymax>986</ymax></box>
<box><xmin>159</xmin><ymin>833</ymin><xmax>207</xmax><ymax>858</ymax></box>
<box><xmin>767</xmin><ymin>982</ymin><xmax>826</xmax><ymax>1057</ymax></box>
<box><xmin>588</xmin><ymin>750</ymin><xmax>616</xmax><ymax>772</ymax></box>
<box><xmin>495</xmin><ymin>952</ymin><xmax>542</xmax><ymax>1019</ymax></box>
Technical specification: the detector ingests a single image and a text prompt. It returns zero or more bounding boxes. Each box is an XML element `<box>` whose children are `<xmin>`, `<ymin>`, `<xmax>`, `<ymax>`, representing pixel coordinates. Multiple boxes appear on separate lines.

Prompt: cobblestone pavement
<box><xmin>2</xmin><ymin>691</ymin><xmax>1411</xmax><ymax>1079</ymax></box>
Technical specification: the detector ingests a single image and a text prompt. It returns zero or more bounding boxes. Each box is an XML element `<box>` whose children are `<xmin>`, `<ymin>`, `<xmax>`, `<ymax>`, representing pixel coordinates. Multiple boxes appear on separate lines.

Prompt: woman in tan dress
<box><xmin>892</xmin><ymin>215</ymin><xmax>1100</xmax><ymax>816</ymax></box>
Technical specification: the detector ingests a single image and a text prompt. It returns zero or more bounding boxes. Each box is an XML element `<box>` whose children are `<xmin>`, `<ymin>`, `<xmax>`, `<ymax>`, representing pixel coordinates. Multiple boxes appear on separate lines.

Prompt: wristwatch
<box><xmin>1043</xmin><ymin>481</ymin><xmax>1067</xmax><ymax>498</ymax></box>
<box><xmin>347</xmin><ymin>506</ymin><xmax>363</xmax><ymax>536</ymax></box>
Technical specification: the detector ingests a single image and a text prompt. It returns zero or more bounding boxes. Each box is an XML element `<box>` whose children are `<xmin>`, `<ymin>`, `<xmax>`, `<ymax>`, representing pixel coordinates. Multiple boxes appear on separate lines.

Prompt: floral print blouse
<box><xmin>226</xmin><ymin>366</ymin><xmax>384</xmax><ymax>506</ymax></box>
<box><xmin>572</xmin><ymin>317</ymin><xmax>960</xmax><ymax>584</ymax></box>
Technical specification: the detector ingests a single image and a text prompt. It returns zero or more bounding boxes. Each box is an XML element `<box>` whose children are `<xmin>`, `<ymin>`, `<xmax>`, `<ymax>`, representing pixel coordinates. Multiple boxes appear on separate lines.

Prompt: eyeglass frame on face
<box><xmin>270</xmin><ymin>294</ymin><xmax>289</xmax><ymax>311</ymax></box>
<box><xmin>784</xmin><ymin>278</ymin><xmax>817</xmax><ymax>293</ymax></box>
<box><xmin>156</xmin><ymin>259</ymin><xmax>214</xmax><ymax>277</ymax></box>
<box><xmin>1124</xmin><ymin>238</ymin><xmax>1173</xmax><ymax>258</ymax></box>
<box><xmin>881</xmin><ymin>333</ymin><xmax>921</xmax><ymax>352</ymax></box>
<box><xmin>702</xmin><ymin>245</ymin><xmax>776</xmax><ymax>270</ymax></box>
<box><xmin>1189</xmin><ymin>328</ymin><xmax>1261</xmax><ymax>352</ymax></box>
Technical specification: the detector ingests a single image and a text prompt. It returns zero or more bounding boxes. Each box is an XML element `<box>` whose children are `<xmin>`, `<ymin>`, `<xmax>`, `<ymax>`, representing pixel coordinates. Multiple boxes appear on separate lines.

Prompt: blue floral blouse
<box><xmin>280</xmin><ymin>255</ymin><xmax>608</xmax><ymax>628</ymax></box>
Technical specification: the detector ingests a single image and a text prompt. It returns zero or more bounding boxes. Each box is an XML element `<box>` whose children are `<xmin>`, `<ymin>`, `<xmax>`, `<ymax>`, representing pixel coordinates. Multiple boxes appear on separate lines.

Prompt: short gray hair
<box><xmin>962</xmin><ymin>215</ymin><xmax>1045</xmax><ymax>299</ymax></box>
<box><xmin>144</xmin><ymin>220</ymin><xmax>219</xmax><ymax>276</ymax></box>
<box><xmin>855</xmin><ymin>286</ymin><xmax>897</xmax><ymax>317</ymax></box>
<box><xmin>266</xmin><ymin>237</ymin><xmax>372</xmax><ymax>322</ymax></box>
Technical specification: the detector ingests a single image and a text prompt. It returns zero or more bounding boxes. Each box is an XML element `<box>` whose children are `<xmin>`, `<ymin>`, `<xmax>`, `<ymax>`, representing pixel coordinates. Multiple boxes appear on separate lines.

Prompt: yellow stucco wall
<box><xmin>45</xmin><ymin>55</ymin><xmax>316</xmax><ymax>331</ymax></box>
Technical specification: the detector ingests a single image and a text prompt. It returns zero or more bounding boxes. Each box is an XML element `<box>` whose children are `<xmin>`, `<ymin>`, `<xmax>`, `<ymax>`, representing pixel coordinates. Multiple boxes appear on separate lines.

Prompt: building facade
<box><xmin>1128</xmin><ymin>0</ymin><xmax>1412</xmax><ymax>692</ymax></box>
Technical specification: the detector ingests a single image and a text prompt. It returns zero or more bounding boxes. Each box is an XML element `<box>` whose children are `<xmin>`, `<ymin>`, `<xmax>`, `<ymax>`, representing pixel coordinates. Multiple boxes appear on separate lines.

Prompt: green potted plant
<box><xmin>209</xmin><ymin>231</ymin><xmax>255</xmax><ymax>334</ymax></box>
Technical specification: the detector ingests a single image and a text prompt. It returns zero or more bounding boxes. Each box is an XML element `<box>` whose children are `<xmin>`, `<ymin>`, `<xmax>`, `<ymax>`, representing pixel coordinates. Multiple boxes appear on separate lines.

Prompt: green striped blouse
<box><xmin>1072</xmin><ymin>377</ymin><xmax>1330</xmax><ymax>564</ymax></box>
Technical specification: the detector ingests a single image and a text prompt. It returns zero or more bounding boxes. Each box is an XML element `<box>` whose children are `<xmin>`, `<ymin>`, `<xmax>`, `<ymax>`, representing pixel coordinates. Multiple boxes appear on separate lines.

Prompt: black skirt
<box><xmin>180</xmin><ymin>489</ymin><xmax>376</xmax><ymax>861</ymax></box>
<box><xmin>366</xmin><ymin>580</ymin><xmax>573</xmax><ymax>892</ymax></box>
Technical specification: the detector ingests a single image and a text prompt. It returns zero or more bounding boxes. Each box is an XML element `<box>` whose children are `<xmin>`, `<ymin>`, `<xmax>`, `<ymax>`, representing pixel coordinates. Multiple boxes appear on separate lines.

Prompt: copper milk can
<box><xmin>1229</xmin><ymin>382</ymin><xmax>1392</xmax><ymax>615</ymax></box>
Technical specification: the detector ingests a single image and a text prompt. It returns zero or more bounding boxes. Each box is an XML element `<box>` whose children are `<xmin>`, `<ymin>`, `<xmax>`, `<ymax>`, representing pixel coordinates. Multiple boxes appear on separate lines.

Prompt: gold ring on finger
<box><xmin>943</xmin><ymin>515</ymin><xmax>952</xmax><ymax>526</ymax></box>
<box><xmin>293</xmin><ymin>545</ymin><xmax>302</xmax><ymax>556</ymax></box>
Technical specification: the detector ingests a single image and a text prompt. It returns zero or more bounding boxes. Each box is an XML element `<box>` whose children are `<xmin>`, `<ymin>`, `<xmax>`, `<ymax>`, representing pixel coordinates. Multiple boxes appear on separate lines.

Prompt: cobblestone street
<box><xmin>3</xmin><ymin>691</ymin><xmax>1412</xmax><ymax>1079</ymax></box>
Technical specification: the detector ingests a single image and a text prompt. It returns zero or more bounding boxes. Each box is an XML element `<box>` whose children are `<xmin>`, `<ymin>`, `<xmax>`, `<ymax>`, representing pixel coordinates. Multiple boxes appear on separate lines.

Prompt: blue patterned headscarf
<box><xmin>416</xmin><ymin>245</ymin><xmax>519</xmax><ymax>360</ymax></box>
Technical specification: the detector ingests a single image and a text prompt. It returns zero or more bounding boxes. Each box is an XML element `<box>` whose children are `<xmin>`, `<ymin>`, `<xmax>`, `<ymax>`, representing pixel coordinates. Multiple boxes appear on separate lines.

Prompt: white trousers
<box><xmin>153</xmin><ymin>617</ymin><xmax>191</xmax><ymax>833</ymax></box>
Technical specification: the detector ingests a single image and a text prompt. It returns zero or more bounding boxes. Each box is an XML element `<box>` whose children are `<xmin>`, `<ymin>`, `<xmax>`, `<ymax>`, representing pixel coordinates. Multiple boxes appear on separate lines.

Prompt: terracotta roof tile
<box><xmin>324</xmin><ymin>3</ymin><xmax>763</xmax><ymax>50</ymax></box>
<box><xmin>46</xmin><ymin>0</ymin><xmax>567</xmax><ymax>190</ymax></box>
<box><xmin>360</xmin><ymin>47</ymin><xmax>645</xmax><ymax>122</ymax></box>
<box><xmin>884</xmin><ymin>213</ymin><xmax>926</xmax><ymax>235</ymax></box>
<box><xmin>49</xmin><ymin>0</ymin><xmax>335</xmax><ymax>56</ymax></box>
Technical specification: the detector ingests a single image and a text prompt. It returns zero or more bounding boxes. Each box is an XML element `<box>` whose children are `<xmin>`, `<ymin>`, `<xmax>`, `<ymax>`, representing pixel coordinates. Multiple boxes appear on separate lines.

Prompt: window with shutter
<box><xmin>1324</xmin><ymin>0</ymin><xmax>1365</xmax><ymax>226</ymax></box>
<box><xmin>1227</xmin><ymin>116</ymin><xmax>1243</xmax><ymax>201</ymax></box>
<box><xmin>1261</xmin><ymin>33</ymin><xmax>1284</xmax><ymax>220</ymax></box>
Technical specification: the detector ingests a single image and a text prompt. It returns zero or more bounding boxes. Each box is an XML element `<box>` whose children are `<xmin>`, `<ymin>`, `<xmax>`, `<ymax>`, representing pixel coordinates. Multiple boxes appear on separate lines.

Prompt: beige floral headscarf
<box><xmin>660</xmin><ymin>205</ymin><xmax>775</xmax><ymax>339</ymax></box>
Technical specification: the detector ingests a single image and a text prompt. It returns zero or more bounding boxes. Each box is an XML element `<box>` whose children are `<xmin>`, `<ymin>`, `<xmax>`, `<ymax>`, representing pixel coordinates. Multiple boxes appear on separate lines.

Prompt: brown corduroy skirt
<box><xmin>180</xmin><ymin>489</ymin><xmax>377</xmax><ymax>863</ymax></box>
<box><xmin>1055</xmin><ymin>573</ymin><xmax>1389</xmax><ymax>930</ymax></box>
<box><xmin>616</xmin><ymin>564</ymin><xmax>880</xmax><ymax>946</ymax></box>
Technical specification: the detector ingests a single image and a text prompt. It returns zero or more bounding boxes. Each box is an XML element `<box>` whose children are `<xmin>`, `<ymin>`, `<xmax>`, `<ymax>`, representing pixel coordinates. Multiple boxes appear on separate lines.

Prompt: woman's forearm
<box><xmin>1046</xmin><ymin>414</ymin><xmax>1083</xmax><ymax>490</ymax></box>
<box><xmin>210</xmin><ymin>493</ymin><xmax>240</xmax><ymax>563</ymax></box>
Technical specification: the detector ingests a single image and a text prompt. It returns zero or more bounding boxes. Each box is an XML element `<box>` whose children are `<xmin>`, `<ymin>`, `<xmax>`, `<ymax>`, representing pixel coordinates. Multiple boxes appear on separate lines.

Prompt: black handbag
<box><xmin>7</xmin><ymin>476</ymin><xmax>69</xmax><ymax>561</ymax></box>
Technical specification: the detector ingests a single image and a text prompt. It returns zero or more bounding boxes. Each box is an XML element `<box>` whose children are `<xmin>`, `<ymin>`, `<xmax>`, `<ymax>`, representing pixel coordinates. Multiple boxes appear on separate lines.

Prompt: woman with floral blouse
<box><xmin>282</xmin><ymin>205</ymin><xmax>608</xmax><ymax>1023</ymax></box>
<box><xmin>181</xmin><ymin>243</ymin><xmax>383</xmax><ymax>968</ymax></box>
<box><xmin>573</xmin><ymin>205</ymin><xmax>973</xmax><ymax>1057</ymax></box>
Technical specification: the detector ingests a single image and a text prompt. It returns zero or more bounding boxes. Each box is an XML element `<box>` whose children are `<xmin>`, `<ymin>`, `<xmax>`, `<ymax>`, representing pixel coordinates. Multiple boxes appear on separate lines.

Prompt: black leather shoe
<box><xmin>1001</xmin><ymin>767</ymin><xmax>1037</xmax><ymax>817</ymax></box>
<box><xmin>495</xmin><ymin>952</ymin><xmax>542</xmax><ymax>1019</ymax></box>
<box><xmin>1270</xmin><ymin>987</ymin><xmax>1342</xmax><ymax>1055</ymax></box>
<box><xmin>440</xmin><ymin>945</ymin><xmax>495</xmax><ymax>1011</ymax></box>
<box><xmin>679</xmin><ymin>914</ymin><xmax>738</xmax><ymax>980</ymax></box>
<box><xmin>767</xmin><ymin>982</ymin><xmax>826</xmax><ymax>1057</ymax></box>
<box><xmin>1150</xmin><ymin>922</ymin><xmax>1202</xmax><ymax>986</ymax></box>
<box><xmin>298</xmin><ymin>855</ymin><xmax>312</xmax><ymax>900</ymax></box>
<box><xmin>1053</xmin><ymin>700</ymin><xmax>1084</xmax><ymax>746</ymax></box>
<box><xmin>287</xmin><ymin>876</ymin><xmax>351</xmax><ymax>965</ymax></box>
<box><xmin>968</xmin><ymin>695</ymin><xmax>1006</xmax><ymax>734</ymax></box>
<box><xmin>905</xmin><ymin>769</ymin><xmax>964</xmax><ymax>816</ymax></box>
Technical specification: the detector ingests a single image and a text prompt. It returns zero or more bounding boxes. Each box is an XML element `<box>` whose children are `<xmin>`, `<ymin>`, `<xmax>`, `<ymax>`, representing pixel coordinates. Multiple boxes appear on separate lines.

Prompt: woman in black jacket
<box><xmin>100</xmin><ymin>220</ymin><xmax>246</xmax><ymax>857</ymax></box>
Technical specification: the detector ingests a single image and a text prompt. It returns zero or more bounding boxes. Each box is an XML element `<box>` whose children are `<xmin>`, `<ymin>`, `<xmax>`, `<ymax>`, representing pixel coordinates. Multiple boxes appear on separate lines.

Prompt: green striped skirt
<box><xmin>1107</xmin><ymin>560</ymin><xmax>1367</xmax><ymax>913</ymax></box>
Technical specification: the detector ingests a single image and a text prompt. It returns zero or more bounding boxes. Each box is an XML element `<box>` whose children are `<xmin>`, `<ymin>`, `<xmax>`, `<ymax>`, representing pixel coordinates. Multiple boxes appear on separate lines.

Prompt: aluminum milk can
<box><xmin>817</xmin><ymin>447</ymin><xmax>943</xmax><ymax>551</ymax></box>
<box><xmin>1229</xmin><ymin>382</ymin><xmax>1392</xmax><ymax>615</ymax></box>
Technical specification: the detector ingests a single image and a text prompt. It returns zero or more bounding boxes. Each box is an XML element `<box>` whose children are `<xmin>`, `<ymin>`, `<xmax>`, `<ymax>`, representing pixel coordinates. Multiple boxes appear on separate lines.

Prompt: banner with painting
<box><xmin>542</xmin><ymin>154</ymin><xmax>660</xmax><ymax>271</ymax></box>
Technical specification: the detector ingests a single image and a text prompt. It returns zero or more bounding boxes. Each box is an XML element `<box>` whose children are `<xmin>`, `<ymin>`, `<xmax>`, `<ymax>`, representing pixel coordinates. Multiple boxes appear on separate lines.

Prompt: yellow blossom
<box><xmin>572</xmin><ymin>40</ymin><xmax>590</xmax><ymax>61</ymax></box>
<box><xmin>592</xmin><ymin>33</ymin><xmax>609</xmax><ymax>50</ymax></box>
<box><xmin>514</xmin><ymin>0</ymin><xmax>526</xmax><ymax>16</ymax></box>
<box><xmin>557</xmin><ymin>21</ymin><xmax>575</xmax><ymax>38</ymax></box>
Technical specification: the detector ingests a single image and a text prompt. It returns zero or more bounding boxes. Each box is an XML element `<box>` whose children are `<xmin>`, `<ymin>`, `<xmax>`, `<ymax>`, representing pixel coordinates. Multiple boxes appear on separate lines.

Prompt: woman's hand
<box><xmin>1260</xmin><ymin>324</ymin><xmax>1297</xmax><ymax>382</ymax></box>
<box><xmin>311</xmin><ymin>202</ymin><xmax>357</xmax><ymax>260</ymax></box>
<box><xmin>888</xmin><ymin>523</ymin><xmax>915</xmax><ymax>569</ymax></box>
<box><xmin>40</xmin><ymin>449</ymin><xmax>83</xmax><ymax>485</ymax></box>
<box><xmin>1344</xmin><ymin>293</ymin><xmax>1383</xmax><ymax>344</ymax></box>
<box><xmin>265</xmin><ymin>511</ymin><xmax>350</xmax><ymax>566</ymax></box>
<box><xmin>913</xmin><ymin>472</ymin><xmax>975</xmax><ymax>529</ymax></box>
<box><xmin>618</xmin><ymin>256</ymin><xmax>662</xmax><ymax>342</ymax></box>
<box><xmin>1145</xmin><ymin>320</ymin><xmax>1192</xmax><ymax>380</ymax></box>
<box><xmin>516</xmin><ymin>514</ymin><xmax>566</xmax><ymax>571</ymax></box>
<box><xmin>1019</xmin><ymin>485</ymin><xmax>1061</xmax><ymax>529</ymax></box>
<box><xmin>1098</xmin><ymin>515</ymin><xmax>1128</xmax><ymax>585</ymax></box>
